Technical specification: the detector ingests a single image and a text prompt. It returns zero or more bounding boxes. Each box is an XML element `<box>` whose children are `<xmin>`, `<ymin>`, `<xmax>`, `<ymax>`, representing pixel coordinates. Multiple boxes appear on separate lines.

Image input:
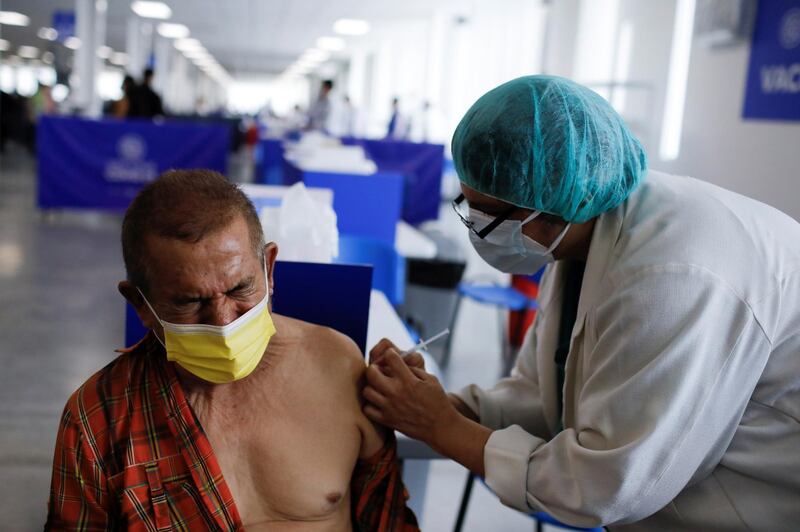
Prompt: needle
<box><xmin>399</xmin><ymin>328</ymin><xmax>450</xmax><ymax>356</ymax></box>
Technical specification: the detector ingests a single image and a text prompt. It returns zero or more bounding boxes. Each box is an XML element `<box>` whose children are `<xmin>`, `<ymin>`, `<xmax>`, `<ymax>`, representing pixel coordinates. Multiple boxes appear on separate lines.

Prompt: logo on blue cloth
<box><xmin>104</xmin><ymin>134</ymin><xmax>158</xmax><ymax>183</ymax></box>
<box><xmin>780</xmin><ymin>8</ymin><xmax>800</xmax><ymax>49</ymax></box>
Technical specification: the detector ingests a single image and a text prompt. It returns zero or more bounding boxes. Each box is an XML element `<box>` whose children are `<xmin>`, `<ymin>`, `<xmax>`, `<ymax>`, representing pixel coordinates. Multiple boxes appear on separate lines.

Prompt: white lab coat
<box><xmin>457</xmin><ymin>171</ymin><xmax>800</xmax><ymax>530</ymax></box>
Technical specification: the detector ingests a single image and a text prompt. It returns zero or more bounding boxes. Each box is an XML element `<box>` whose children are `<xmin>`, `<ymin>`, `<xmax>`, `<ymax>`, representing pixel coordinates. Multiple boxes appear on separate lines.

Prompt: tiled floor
<box><xmin>0</xmin><ymin>144</ymin><xmax>533</xmax><ymax>531</ymax></box>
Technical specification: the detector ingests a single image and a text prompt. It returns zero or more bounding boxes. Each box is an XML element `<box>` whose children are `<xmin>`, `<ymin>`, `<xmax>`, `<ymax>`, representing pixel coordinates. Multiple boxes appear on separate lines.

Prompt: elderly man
<box><xmin>46</xmin><ymin>170</ymin><xmax>418</xmax><ymax>531</ymax></box>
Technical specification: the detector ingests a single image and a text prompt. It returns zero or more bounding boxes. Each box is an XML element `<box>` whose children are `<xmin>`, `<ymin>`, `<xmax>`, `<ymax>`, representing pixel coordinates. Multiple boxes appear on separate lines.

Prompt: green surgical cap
<box><xmin>452</xmin><ymin>75</ymin><xmax>647</xmax><ymax>223</ymax></box>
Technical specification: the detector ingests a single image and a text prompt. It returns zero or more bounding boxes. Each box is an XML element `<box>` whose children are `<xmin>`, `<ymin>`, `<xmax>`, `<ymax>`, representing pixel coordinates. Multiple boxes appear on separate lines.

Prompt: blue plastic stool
<box><xmin>335</xmin><ymin>235</ymin><xmax>406</xmax><ymax>307</ymax></box>
<box><xmin>441</xmin><ymin>282</ymin><xmax>537</xmax><ymax>371</ymax></box>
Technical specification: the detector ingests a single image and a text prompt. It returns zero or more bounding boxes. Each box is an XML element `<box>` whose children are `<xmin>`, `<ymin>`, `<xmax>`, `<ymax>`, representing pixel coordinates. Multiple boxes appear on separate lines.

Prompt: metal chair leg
<box><xmin>453</xmin><ymin>471</ymin><xmax>475</xmax><ymax>532</ymax></box>
<box><xmin>440</xmin><ymin>293</ymin><xmax>463</xmax><ymax>368</ymax></box>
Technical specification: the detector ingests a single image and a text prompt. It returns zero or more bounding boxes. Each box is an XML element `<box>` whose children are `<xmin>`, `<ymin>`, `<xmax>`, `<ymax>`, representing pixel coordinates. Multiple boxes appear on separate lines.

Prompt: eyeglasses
<box><xmin>450</xmin><ymin>193</ymin><xmax>519</xmax><ymax>239</ymax></box>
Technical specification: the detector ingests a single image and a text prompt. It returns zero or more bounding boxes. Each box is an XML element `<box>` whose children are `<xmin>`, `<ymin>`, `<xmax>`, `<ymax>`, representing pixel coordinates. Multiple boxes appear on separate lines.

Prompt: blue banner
<box><xmin>52</xmin><ymin>11</ymin><xmax>75</xmax><ymax>44</ymax></box>
<box><xmin>342</xmin><ymin>138</ymin><xmax>444</xmax><ymax>225</ymax></box>
<box><xmin>37</xmin><ymin>117</ymin><xmax>229</xmax><ymax>210</ymax></box>
<box><xmin>743</xmin><ymin>0</ymin><xmax>800</xmax><ymax>120</ymax></box>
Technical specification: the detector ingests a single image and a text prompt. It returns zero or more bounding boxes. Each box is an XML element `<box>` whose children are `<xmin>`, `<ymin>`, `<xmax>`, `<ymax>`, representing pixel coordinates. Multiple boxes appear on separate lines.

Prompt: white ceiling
<box><xmin>0</xmin><ymin>0</ymin><xmax>477</xmax><ymax>75</ymax></box>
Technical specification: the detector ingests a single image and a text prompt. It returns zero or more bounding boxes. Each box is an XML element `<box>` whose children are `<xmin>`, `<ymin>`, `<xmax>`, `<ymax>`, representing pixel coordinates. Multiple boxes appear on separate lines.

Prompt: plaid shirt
<box><xmin>46</xmin><ymin>335</ymin><xmax>419</xmax><ymax>531</ymax></box>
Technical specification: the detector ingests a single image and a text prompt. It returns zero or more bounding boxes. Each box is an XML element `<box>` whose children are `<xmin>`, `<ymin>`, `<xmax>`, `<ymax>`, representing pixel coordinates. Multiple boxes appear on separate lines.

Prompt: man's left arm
<box><xmin>336</xmin><ymin>337</ymin><xmax>419</xmax><ymax>531</ymax></box>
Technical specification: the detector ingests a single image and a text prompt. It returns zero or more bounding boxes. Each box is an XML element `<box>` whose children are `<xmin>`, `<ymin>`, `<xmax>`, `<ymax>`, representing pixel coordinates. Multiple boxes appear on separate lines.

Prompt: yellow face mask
<box><xmin>138</xmin><ymin>267</ymin><xmax>276</xmax><ymax>384</ymax></box>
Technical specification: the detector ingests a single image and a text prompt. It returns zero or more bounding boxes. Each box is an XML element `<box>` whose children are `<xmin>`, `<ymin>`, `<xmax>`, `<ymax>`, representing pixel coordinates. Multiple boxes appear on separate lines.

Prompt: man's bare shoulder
<box><xmin>272</xmin><ymin>313</ymin><xmax>366</xmax><ymax>380</ymax></box>
<box><xmin>270</xmin><ymin>314</ymin><xmax>385</xmax><ymax>457</ymax></box>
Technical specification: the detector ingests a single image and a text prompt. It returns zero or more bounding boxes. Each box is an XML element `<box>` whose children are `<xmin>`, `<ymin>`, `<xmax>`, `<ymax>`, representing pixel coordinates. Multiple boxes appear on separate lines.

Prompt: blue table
<box><xmin>37</xmin><ymin>116</ymin><xmax>229</xmax><ymax>210</ymax></box>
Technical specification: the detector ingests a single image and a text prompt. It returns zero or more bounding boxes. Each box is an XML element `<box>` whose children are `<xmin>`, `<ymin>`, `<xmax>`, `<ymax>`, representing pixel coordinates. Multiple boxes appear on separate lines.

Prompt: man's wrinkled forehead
<box><xmin>139</xmin><ymin>216</ymin><xmax>261</xmax><ymax>290</ymax></box>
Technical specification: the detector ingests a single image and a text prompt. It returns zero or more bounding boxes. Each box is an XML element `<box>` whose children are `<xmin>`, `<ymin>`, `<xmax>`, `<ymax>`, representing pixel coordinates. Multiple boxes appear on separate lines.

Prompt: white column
<box><xmin>152</xmin><ymin>34</ymin><xmax>171</xmax><ymax>97</ymax></box>
<box><xmin>125</xmin><ymin>14</ymin><xmax>153</xmax><ymax>81</ymax></box>
<box><xmin>125</xmin><ymin>15</ymin><xmax>142</xmax><ymax>76</ymax></box>
<box><xmin>74</xmin><ymin>0</ymin><xmax>106</xmax><ymax>117</ymax></box>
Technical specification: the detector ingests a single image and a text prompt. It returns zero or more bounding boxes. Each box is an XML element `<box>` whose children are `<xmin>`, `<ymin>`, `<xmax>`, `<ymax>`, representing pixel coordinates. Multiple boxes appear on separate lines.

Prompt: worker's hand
<box><xmin>369</xmin><ymin>338</ymin><xmax>426</xmax><ymax>372</ymax></box>
<box><xmin>363</xmin><ymin>348</ymin><xmax>456</xmax><ymax>444</ymax></box>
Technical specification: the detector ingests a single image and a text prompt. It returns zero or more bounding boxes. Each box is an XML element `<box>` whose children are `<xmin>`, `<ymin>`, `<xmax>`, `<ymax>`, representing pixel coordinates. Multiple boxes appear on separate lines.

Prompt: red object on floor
<box><xmin>508</xmin><ymin>274</ymin><xmax>539</xmax><ymax>347</ymax></box>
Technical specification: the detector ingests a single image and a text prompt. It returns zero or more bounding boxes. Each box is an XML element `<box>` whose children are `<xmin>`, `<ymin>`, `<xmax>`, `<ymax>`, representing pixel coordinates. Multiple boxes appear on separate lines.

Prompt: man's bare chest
<box><xmin>194</xmin><ymin>389</ymin><xmax>362</xmax><ymax>527</ymax></box>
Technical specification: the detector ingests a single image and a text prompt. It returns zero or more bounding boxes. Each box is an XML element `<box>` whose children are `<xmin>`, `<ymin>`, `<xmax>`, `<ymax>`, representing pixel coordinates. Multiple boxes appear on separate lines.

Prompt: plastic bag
<box><xmin>271</xmin><ymin>182</ymin><xmax>338</xmax><ymax>263</ymax></box>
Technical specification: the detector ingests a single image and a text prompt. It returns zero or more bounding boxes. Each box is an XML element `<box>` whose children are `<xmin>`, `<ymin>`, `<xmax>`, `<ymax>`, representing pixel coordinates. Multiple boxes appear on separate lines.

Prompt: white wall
<box><xmin>337</xmin><ymin>0</ymin><xmax>546</xmax><ymax>143</ymax></box>
<box><xmin>661</xmin><ymin>40</ymin><xmax>800</xmax><ymax>222</ymax></box>
<box><xmin>547</xmin><ymin>0</ymin><xmax>800</xmax><ymax>221</ymax></box>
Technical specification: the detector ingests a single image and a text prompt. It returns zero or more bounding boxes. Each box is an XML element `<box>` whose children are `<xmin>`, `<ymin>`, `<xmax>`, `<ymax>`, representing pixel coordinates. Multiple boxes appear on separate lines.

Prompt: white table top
<box><xmin>394</xmin><ymin>221</ymin><xmax>437</xmax><ymax>260</ymax></box>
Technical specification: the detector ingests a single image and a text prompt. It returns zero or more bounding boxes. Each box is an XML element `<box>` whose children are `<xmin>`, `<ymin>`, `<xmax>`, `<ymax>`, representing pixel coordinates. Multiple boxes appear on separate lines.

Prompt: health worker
<box><xmin>363</xmin><ymin>75</ymin><xmax>800</xmax><ymax>530</ymax></box>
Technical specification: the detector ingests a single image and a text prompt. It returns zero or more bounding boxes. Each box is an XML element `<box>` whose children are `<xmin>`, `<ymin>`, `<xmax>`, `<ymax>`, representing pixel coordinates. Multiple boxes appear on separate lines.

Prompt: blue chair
<box><xmin>336</xmin><ymin>235</ymin><xmax>406</xmax><ymax>307</ymax></box>
<box><xmin>441</xmin><ymin>281</ymin><xmax>537</xmax><ymax>373</ymax></box>
<box><xmin>125</xmin><ymin>261</ymin><xmax>374</xmax><ymax>353</ymax></box>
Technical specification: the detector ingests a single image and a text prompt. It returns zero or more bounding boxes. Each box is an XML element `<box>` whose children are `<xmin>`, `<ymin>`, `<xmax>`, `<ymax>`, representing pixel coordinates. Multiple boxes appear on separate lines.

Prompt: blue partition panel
<box><xmin>303</xmin><ymin>169</ymin><xmax>404</xmax><ymax>246</ymax></box>
<box><xmin>341</xmin><ymin>138</ymin><xmax>444</xmax><ymax>225</ymax></box>
<box><xmin>37</xmin><ymin>116</ymin><xmax>229</xmax><ymax>210</ymax></box>
<box><xmin>125</xmin><ymin>261</ymin><xmax>373</xmax><ymax>353</ymax></box>
<box><xmin>255</xmin><ymin>138</ymin><xmax>286</xmax><ymax>184</ymax></box>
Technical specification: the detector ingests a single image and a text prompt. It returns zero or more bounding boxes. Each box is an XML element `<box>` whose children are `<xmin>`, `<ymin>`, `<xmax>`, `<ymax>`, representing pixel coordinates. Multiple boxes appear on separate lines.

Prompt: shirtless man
<box><xmin>45</xmin><ymin>170</ymin><xmax>418</xmax><ymax>531</ymax></box>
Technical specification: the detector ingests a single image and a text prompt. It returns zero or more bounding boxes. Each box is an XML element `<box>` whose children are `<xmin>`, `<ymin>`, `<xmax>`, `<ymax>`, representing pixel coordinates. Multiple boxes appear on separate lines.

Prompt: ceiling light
<box><xmin>42</xmin><ymin>51</ymin><xmax>55</xmax><ymax>64</ymax></box>
<box><xmin>174</xmin><ymin>38</ymin><xmax>203</xmax><ymax>51</ymax></box>
<box><xmin>64</xmin><ymin>37</ymin><xmax>81</xmax><ymax>50</ymax></box>
<box><xmin>0</xmin><ymin>11</ymin><xmax>30</xmax><ymax>27</ymax></box>
<box><xmin>110</xmin><ymin>52</ymin><xmax>128</xmax><ymax>65</ymax></box>
<box><xmin>157</xmin><ymin>22</ymin><xmax>189</xmax><ymax>39</ymax></box>
<box><xmin>131</xmin><ymin>1</ymin><xmax>172</xmax><ymax>20</ymax></box>
<box><xmin>97</xmin><ymin>45</ymin><xmax>113</xmax><ymax>59</ymax></box>
<box><xmin>0</xmin><ymin>39</ymin><xmax>10</xmax><ymax>52</ymax></box>
<box><xmin>316</xmin><ymin>36</ymin><xmax>346</xmax><ymax>52</ymax></box>
<box><xmin>17</xmin><ymin>46</ymin><xmax>39</xmax><ymax>59</ymax></box>
<box><xmin>184</xmin><ymin>49</ymin><xmax>210</xmax><ymax>60</ymax></box>
<box><xmin>37</xmin><ymin>27</ymin><xmax>58</xmax><ymax>41</ymax></box>
<box><xmin>333</xmin><ymin>18</ymin><xmax>369</xmax><ymax>36</ymax></box>
<box><xmin>302</xmin><ymin>48</ymin><xmax>330</xmax><ymax>62</ymax></box>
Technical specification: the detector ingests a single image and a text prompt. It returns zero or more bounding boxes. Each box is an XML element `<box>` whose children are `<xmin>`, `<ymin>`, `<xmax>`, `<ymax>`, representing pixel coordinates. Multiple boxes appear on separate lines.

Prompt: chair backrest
<box><xmin>125</xmin><ymin>261</ymin><xmax>374</xmax><ymax>353</ymax></box>
<box><xmin>336</xmin><ymin>235</ymin><xmax>405</xmax><ymax>307</ymax></box>
<box><xmin>303</xmin><ymin>170</ymin><xmax>404</xmax><ymax>246</ymax></box>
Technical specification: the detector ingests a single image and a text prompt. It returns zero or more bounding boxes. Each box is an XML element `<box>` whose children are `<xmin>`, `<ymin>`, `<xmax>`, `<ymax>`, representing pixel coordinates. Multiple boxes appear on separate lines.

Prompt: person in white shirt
<box><xmin>363</xmin><ymin>75</ymin><xmax>800</xmax><ymax>530</ymax></box>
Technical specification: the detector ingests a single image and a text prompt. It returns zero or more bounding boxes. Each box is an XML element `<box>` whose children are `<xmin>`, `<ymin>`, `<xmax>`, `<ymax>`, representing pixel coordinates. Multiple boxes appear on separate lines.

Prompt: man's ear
<box><xmin>264</xmin><ymin>242</ymin><xmax>278</xmax><ymax>294</ymax></box>
<box><xmin>118</xmin><ymin>280</ymin><xmax>158</xmax><ymax>330</ymax></box>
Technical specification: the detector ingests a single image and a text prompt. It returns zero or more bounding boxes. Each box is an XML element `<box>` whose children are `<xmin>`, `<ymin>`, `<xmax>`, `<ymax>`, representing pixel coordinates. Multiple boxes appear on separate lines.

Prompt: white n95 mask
<box><xmin>137</xmin><ymin>266</ymin><xmax>276</xmax><ymax>384</ymax></box>
<box><xmin>468</xmin><ymin>208</ymin><xmax>571</xmax><ymax>274</ymax></box>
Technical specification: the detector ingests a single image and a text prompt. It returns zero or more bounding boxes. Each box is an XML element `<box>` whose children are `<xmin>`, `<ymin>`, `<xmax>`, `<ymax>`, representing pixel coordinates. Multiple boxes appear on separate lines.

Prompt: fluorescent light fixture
<box><xmin>42</xmin><ymin>51</ymin><xmax>55</xmax><ymax>64</ymax></box>
<box><xmin>659</xmin><ymin>0</ymin><xmax>696</xmax><ymax>161</ymax></box>
<box><xmin>17</xmin><ymin>46</ymin><xmax>39</xmax><ymax>59</ymax></box>
<box><xmin>184</xmin><ymin>49</ymin><xmax>211</xmax><ymax>60</ymax></box>
<box><xmin>302</xmin><ymin>48</ymin><xmax>330</xmax><ymax>62</ymax></box>
<box><xmin>0</xmin><ymin>11</ymin><xmax>30</xmax><ymax>27</ymax></box>
<box><xmin>157</xmin><ymin>22</ymin><xmax>189</xmax><ymax>39</ymax></box>
<box><xmin>174</xmin><ymin>38</ymin><xmax>203</xmax><ymax>51</ymax></box>
<box><xmin>64</xmin><ymin>37</ymin><xmax>82</xmax><ymax>50</ymax></box>
<box><xmin>333</xmin><ymin>18</ymin><xmax>369</xmax><ymax>36</ymax></box>
<box><xmin>38</xmin><ymin>27</ymin><xmax>58</xmax><ymax>41</ymax></box>
<box><xmin>131</xmin><ymin>1</ymin><xmax>172</xmax><ymax>20</ymax></box>
<box><xmin>110</xmin><ymin>52</ymin><xmax>129</xmax><ymax>65</ymax></box>
<box><xmin>316</xmin><ymin>36</ymin><xmax>345</xmax><ymax>52</ymax></box>
<box><xmin>611</xmin><ymin>22</ymin><xmax>633</xmax><ymax>113</ymax></box>
<box><xmin>0</xmin><ymin>39</ymin><xmax>10</xmax><ymax>52</ymax></box>
<box><xmin>192</xmin><ymin>56</ymin><xmax>216</xmax><ymax>66</ymax></box>
<box><xmin>97</xmin><ymin>45</ymin><xmax>113</xmax><ymax>59</ymax></box>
